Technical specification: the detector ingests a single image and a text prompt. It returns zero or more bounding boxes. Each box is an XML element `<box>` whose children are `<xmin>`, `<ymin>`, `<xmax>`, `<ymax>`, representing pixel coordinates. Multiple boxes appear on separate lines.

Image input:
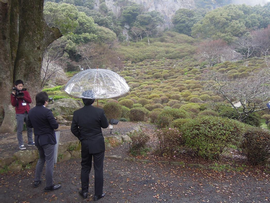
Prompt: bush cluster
<box><xmin>156</xmin><ymin>128</ymin><xmax>184</xmax><ymax>157</ymax></box>
<box><xmin>119</xmin><ymin>99</ymin><xmax>134</xmax><ymax>109</ymax></box>
<box><xmin>241</xmin><ymin>127</ymin><xmax>270</xmax><ymax>165</ymax></box>
<box><xmin>121</xmin><ymin>106</ymin><xmax>130</xmax><ymax>120</ymax></box>
<box><xmin>156</xmin><ymin>108</ymin><xmax>189</xmax><ymax>128</ymax></box>
<box><xmin>103</xmin><ymin>102</ymin><xmax>122</xmax><ymax>120</ymax></box>
<box><xmin>129</xmin><ymin>107</ymin><xmax>148</xmax><ymax>121</ymax></box>
<box><xmin>128</xmin><ymin>130</ymin><xmax>150</xmax><ymax>156</ymax></box>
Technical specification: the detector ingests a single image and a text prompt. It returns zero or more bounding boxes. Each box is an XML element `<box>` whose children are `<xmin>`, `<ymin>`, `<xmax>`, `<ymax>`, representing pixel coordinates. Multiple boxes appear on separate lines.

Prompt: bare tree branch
<box><xmin>203</xmin><ymin>68</ymin><xmax>270</xmax><ymax>121</ymax></box>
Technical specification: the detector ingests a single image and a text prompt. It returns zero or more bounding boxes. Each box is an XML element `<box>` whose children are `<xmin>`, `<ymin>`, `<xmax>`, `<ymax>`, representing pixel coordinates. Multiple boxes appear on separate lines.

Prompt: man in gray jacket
<box><xmin>28</xmin><ymin>92</ymin><xmax>61</xmax><ymax>191</ymax></box>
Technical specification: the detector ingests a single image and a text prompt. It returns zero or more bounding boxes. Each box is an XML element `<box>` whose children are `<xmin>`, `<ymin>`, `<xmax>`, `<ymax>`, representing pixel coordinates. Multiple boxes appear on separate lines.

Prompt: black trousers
<box><xmin>81</xmin><ymin>145</ymin><xmax>104</xmax><ymax>195</ymax></box>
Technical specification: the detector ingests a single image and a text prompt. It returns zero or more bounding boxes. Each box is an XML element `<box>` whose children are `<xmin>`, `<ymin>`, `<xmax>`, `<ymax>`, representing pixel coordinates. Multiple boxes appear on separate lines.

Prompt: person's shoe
<box><xmin>44</xmin><ymin>184</ymin><xmax>61</xmax><ymax>192</ymax></box>
<box><xmin>94</xmin><ymin>193</ymin><xmax>105</xmax><ymax>201</ymax></box>
<box><xmin>19</xmin><ymin>145</ymin><xmax>26</xmax><ymax>150</ymax></box>
<box><xmin>28</xmin><ymin>142</ymin><xmax>35</xmax><ymax>147</ymax></box>
<box><xmin>33</xmin><ymin>180</ymin><xmax>41</xmax><ymax>188</ymax></box>
<box><xmin>79</xmin><ymin>190</ymin><xmax>88</xmax><ymax>199</ymax></box>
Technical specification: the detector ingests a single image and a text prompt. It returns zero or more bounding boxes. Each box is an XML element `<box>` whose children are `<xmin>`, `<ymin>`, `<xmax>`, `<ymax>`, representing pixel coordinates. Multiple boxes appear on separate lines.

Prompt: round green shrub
<box><xmin>133</xmin><ymin>103</ymin><xmax>143</xmax><ymax>108</ymax></box>
<box><xmin>167</xmin><ymin>100</ymin><xmax>180</xmax><ymax>107</ymax></box>
<box><xmin>138</xmin><ymin>98</ymin><xmax>149</xmax><ymax>106</ymax></box>
<box><xmin>181</xmin><ymin>90</ymin><xmax>191</xmax><ymax>98</ymax></box>
<box><xmin>157</xmin><ymin>108</ymin><xmax>190</xmax><ymax>128</ymax></box>
<box><xmin>171</xmin><ymin>103</ymin><xmax>182</xmax><ymax>108</ymax></box>
<box><xmin>156</xmin><ymin>127</ymin><xmax>184</xmax><ymax>157</ymax></box>
<box><xmin>241</xmin><ymin>127</ymin><xmax>270</xmax><ymax>165</ymax></box>
<box><xmin>149</xmin><ymin>110</ymin><xmax>160</xmax><ymax>123</ymax></box>
<box><xmin>211</xmin><ymin>95</ymin><xmax>223</xmax><ymax>102</ymax></box>
<box><xmin>103</xmin><ymin>102</ymin><xmax>122</xmax><ymax>120</ymax></box>
<box><xmin>128</xmin><ymin>130</ymin><xmax>150</xmax><ymax>156</ymax></box>
<box><xmin>152</xmin><ymin>98</ymin><xmax>162</xmax><ymax>104</ymax></box>
<box><xmin>217</xmin><ymin>105</ymin><xmax>238</xmax><ymax>120</ymax></box>
<box><xmin>200</xmin><ymin>94</ymin><xmax>211</xmax><ymax>101</ymax></box>
<box><xmin>121</xmin><ymin>106</ymin><xmax>130</xmax><ymax>120</ymax></box>
<box><xmin>242</xmin><ymin>112</ymin><xmax>261</xmax><ymax>127</ymax></box>
<box><xmin>119</xmin><ymin>99</ymin><xmax>134</xmax><ymax>109</ymax></box>
<box><xmin>181</xmin><ymin>116</ymin><xmax>245</xmax><ymax>160</ymax></box>
<box><xmin>144</xmin><ymin>103</ymin><xmax>163</xmax><ymax>111</ymax></box>
<box><xmin>129</xmin><ymin>107</ymin><xmax>149</xmax><ymax>122</ymax></box>
<box><xmin>172</xmin><ymin>118</ymin><xmax>192</xmax><ymax>129</ymax></box>
<box><xmin>170</xmin><ymin>94</ymin><xmax>181</xmax><ymax>100</ymax></box>
<box><xmin>179</xmin><ymin>103</ymin><xmax>201</xmax><ymax>116</ymax></box>
<box><xmin>148</xmin><ymin>94</ymin><xmax>160</xmax><ymax>99</ymax></box>
<box><xmin>160</xmin><ymin>96</ymin><xmax>169</xmax><ymax>104</ymax></box>
<box><xmin>189</xmin><ymin>97</ymin><xmax>203</xmax><ymax>103</ymax></box>
<box><xmin>198</xmin><ymin>110</ymin><xmax>219</xmax><ymax>117</ymax></box>
<box><xmin>156</xmin><ymin>114</ymin><xmax>174</xmax><ymax>128</ymax></box>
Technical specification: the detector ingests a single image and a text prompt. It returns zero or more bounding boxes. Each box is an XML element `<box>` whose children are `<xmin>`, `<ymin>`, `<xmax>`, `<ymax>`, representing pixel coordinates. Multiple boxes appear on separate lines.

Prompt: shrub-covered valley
<box><xmin>41</xmin><ymin>0</ymin><xmax>270</xmax><ymax>166</ymax></box>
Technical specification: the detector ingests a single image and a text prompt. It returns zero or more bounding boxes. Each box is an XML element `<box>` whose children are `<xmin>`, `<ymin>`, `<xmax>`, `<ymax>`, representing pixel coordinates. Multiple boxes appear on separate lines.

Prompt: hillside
<box><xmin>103</xmin><ymin>0</ymin><xmax>195</xmax><ymax>27</ymax></box>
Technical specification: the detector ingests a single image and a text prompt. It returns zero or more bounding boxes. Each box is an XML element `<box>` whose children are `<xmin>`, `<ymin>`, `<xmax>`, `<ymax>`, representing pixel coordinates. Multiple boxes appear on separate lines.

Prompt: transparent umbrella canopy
<box><xmin>64</xmin><ymin>69</ymin><xmax>130</xmax><ymax>99</ymax></box>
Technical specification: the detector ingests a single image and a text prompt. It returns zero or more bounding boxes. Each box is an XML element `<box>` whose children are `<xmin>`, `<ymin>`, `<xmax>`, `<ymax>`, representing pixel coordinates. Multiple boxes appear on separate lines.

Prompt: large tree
<box><xmin>0</xmin><ymin>0</ymin><xmax>62</xmax><ymax>133</ymax></box>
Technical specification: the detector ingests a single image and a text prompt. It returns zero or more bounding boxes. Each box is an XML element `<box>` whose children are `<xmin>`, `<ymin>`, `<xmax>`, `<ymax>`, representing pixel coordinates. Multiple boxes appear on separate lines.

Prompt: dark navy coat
<box><xmin>28</xmin><ymin>105</ymin><xmax>59</xmax><ymax>146</ymax></box>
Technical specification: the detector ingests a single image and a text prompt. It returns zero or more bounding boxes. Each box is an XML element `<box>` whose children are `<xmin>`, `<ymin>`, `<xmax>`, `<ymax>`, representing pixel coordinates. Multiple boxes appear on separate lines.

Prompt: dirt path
<box><xmin>0</xmin><ymin>122</ymin><xmax>269</xmax><ymax>202</ymax></box>
<box><xmin>1</xmin><ymin>142</ymin><xmax>270</xmax><ymax>203</ymax></box>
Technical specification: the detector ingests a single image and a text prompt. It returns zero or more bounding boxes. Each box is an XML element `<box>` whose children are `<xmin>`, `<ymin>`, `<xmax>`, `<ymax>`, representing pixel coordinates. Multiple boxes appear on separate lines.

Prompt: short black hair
<box><xmin>36</xmin><ymin>92</ymin><xmax>49</xmax><ymax>106</ymax></box>
<box><xmin>82</xmin><ymin>98</ymin><xmax>95</xmax><ymax>106</ymax></box>
<box><xmin>15</xmin><ymin>80</ymin><xmax>24</xmax><ymax>86</ymax></box>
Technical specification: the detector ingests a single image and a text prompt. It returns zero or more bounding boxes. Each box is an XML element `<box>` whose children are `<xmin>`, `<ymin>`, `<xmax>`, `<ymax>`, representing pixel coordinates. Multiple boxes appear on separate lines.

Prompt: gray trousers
<box><xmin>34</xmin><ymin>144</ymin><xmax>55</xmax><ymax>187</ymax></box>
<box><xmin>16</xmin><ymin>113</ymin><xmax>33</xmax><ymax>146</ymax></box>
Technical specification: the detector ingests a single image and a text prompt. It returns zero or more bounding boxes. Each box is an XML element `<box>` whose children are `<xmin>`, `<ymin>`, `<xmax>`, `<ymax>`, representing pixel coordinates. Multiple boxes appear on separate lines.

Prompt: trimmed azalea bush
<box><xmin>103</xmin><ymin>102</ymin><xmax>122</xmax><ymax>120</ymax></box>
<box><xmin>119</xmin><ymin>99</ymin><xmax>134</xmax><ymax>109</ymax></box>
<box><xmin>217</xmin><ymin>105</ymin><xmax>239</xmax><ymax>120</ymax></box>
<box><xmin>121</xmin><ymin>106</ymin><xmax>130</xmax><ymax>120</ymax></box>
<box><xmin>211</xmin><ymin>95</ymin><xmax>223</xmax><ymax>102</ymax></box>
<box><xmin>241</xmin><ymin>127</ymin><xmax>270</xmax><ymax>165</ymax></box>
<box><xmin>149</xmin><ymin>110</ymin><xmax>160</xmax><ymax>123</ymax></box>
<box><xmin>241</xmin><ymin>112</ymin><xmax>261</xmax><ymax>127</ymax></box>
<box><xmin>160</xmin><ymin>96</ymin><xmax>169</xmax><ymax>104</ymax></box>
<box><xmin>167</xmin><ymin>100</ymin><xmax>180</xmax><ymax>107</ymax></box>
<box><xmin>128</xmin><ymin>130</ymin><xmax>150</xmax><ymax>156</ymax></box>
<box><xmin>138</xmin><ymin>98</ymin><xmax>149</xmax><ymax>106</ymax></box>
<box><xmin>181</xmin><ymin>116</ymin><xmax>245</xmax><ymax>160</ymax></box>
<box><xmin>133</xmin><ymin>103</ymin><xmax>143</xmax><ymax>108</ymax></box>
<box><xmin>172</xmin><ymin>118</ymin><xmax>192</xmax><ymax>129</ymax></box>
<box><xmin>156</xmin><ymin>108</ymin><xmax>190</xmax><ymax>128</ymax></box>
<box><xmin>129</xmin><ymin>107</ymin><xmax>149</xmax><ymax>121</ymax></box>
<box><xmin>200</xmin><ymin>94</ymin><xmax>211</xmax><ymax>101</ymax></box>
<box><xmin>144</xmin><ymin>103</ymin><xmax>163</xmax><ymax>111</ymax></box>
<box><xmin>155</xmin><ymin>127</ymin><xmax>184</xmax><ymax>157</ymax></box>
<box><xmin>179</xmin><ymin>103</ymin><xmax>201</xmax><ymax>117</ymax></box>
<box><xmin>189</xmin><ymin>97</ymin><xmax>203</xmax><ymax>103</ymax></box>
<box><xmin>198</xmin><ymin>110</ymin><xmax>219</xmax><ymax>117</ymax></box>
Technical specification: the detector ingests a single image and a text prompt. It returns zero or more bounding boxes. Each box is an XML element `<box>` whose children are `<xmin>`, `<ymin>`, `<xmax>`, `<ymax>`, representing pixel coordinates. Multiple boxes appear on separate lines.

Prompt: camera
<box><xmin>48</xmin><ymin>97</ymin><xmax>54</xmax><ymax>103</ymax></box>
<box><xmin>12</xmin><ymin>87</ymin><xmax>26</xmax><ymax>98</ymax></box>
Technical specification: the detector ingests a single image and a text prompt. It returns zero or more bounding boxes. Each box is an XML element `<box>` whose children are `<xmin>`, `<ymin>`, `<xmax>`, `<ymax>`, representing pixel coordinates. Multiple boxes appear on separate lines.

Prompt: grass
<box><xmin>0</xmin><ymin>165</ymin><xmax>9</xmax><ymax>174</ymax></box>
<box><xmin>209</xmin><ymin>162</ymin><xmax>247</xmax><ymax>172</ymax></box>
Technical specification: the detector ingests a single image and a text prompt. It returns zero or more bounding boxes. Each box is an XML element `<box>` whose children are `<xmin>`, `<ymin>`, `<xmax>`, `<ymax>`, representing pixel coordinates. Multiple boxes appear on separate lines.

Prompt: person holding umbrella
<box><xmin>71</xmin><ymin>90</ymin><xmax>109</xmax><ymax>200</ymax></box>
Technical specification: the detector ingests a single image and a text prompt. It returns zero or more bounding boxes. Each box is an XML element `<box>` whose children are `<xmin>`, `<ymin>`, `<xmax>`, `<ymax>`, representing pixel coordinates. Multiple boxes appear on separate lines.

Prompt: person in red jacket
<box><xmin>11</xmin><ymin>79</ymin><xmax>34</xmax><ymax>150</ymax></box>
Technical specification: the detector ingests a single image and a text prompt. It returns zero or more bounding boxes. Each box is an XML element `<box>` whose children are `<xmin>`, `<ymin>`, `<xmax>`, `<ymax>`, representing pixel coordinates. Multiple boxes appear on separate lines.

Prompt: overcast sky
<box><xmin>232</xmin><ymin>0</ymin><xmax>270</xmax><ymax>6</ymax></box>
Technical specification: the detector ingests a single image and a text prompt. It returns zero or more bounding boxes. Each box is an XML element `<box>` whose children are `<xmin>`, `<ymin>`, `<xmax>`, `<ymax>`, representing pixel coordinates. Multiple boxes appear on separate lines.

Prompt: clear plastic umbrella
<box><xmin>64</xmin><ymin>69</ymin><xmax>130</xmax><ymax>99</ymax></box>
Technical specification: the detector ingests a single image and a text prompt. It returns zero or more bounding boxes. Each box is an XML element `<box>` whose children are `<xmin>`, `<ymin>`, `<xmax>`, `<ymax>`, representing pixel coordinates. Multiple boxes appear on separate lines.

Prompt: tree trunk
<box><xmin>0</xmin><ymin>0</ymin><xmax>62</xmax><ymax>133</ymax></box>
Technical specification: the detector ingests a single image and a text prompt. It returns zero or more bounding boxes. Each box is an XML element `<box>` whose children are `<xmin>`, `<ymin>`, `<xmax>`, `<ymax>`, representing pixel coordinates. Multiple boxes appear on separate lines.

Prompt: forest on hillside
<box><xmin>43</xmin><ymin>0</ymin><xmax>270</xmax><ymax>73</ymax></box>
